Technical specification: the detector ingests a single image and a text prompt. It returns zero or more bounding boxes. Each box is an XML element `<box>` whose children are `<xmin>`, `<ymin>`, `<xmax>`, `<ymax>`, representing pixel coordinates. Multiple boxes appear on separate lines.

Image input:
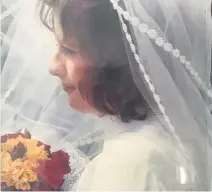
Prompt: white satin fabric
<box><xmin>77</xmin><ymin>115</ymin><xmax>201</xmax><ymax>191</ymax></box>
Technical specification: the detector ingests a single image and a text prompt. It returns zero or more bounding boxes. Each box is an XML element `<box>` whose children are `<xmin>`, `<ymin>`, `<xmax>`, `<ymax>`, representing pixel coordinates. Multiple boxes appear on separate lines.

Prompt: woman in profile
<box><xmin>36</xmin><ymin>0</ymin><xmax>212</xmax><ymax>190</ymax></box>
<box><xmin>1</xmin><ymin>0</ymin><xmax>211</xmax><ymax>190</ymax></box>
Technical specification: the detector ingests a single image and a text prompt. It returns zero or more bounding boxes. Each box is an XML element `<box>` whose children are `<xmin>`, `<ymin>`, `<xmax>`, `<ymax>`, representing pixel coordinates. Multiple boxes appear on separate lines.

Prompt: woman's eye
<box><xmin>60</xmin><ymin>46</ymin><xmax>76</xmax><ymax>56</ymax></box>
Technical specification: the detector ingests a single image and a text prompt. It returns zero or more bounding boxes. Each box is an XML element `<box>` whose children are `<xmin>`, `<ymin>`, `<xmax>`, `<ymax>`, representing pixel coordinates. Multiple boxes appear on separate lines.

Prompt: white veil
<box><xmin>112</xmin><ymin>0</ymin><xmax>212</xmax><ymax>189</ymax></box>
<box><xmin>1</xmin><ymin>0</ymin><xmax>212</xmax><ymax>190</ymax></box>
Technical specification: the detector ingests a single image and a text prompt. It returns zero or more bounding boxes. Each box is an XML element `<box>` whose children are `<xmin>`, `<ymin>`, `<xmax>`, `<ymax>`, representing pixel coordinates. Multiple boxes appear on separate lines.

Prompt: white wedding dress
<box><xmin>77</xmin><ymin>115</ymin><xmax>200</xmax><ymax>191</ymax></box>
<box><xmin>1</xmin><ymin>0</ymin><xmax>211</xmax><ymax>191</ymax></box>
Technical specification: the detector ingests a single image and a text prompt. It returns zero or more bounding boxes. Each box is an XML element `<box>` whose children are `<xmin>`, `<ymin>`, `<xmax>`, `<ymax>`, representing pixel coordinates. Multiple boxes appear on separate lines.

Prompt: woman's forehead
<box><xmin>53</xmin><ymin>13</ymin><xmax>80</xmax><ymax>48</ymax></box>
<box><xmin>55</xmin><ymin>33</ymin><xmax>80</xmax><ymax>52</ymax></box>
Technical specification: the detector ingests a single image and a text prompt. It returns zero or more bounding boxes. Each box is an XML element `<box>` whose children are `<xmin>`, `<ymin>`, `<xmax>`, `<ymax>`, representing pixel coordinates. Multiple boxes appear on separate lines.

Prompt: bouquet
<box><xmin>1</xmin><ymin>129</ymin><xmax>71</xmax><ymax>191</ymax></box>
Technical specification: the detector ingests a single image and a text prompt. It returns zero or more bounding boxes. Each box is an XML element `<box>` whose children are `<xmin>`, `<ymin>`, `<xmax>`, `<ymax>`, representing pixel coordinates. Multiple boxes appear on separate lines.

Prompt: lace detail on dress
<box><xmin>62</xmin><ymin>149</ymin><xmax>87</xmax><ymax>191</ymax></box>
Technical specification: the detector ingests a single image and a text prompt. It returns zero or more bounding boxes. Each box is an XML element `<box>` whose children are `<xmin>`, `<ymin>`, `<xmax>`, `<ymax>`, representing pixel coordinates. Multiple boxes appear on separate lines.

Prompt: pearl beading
<box><xmin>110</xmin><ymin>0</ymin><xmax>175</xmax><ymax>133</ymax></box>
<box><xmin>110</xmin><ymin>0</ymin><xmax>212</xmax><ymax>104</ymax></box>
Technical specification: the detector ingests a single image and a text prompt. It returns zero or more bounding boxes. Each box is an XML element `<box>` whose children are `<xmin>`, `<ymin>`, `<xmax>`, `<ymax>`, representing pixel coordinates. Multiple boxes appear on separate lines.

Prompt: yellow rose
<box><xmin>16</xmin><ymin>136</ymin><xmax>25</xmax><ymax>143</ymax></box>
<box><xmin>15</xmin><ymin>180</ymin><xmax>31</xmax><ymax>191</ymax></box>
<box><xmin>1</xmin><ymin>140</ymin><xmax>16</xmax><ymax>151</ymax></box>
<box><xmin>5</xmin><ymin>176</ymin><xmax>17</xmax><ymax>186</ymax></box>
<box><xmin>23</xmin><ymin>159</ymin><xmax>38</xmax><ymax>169</ymax></box>
<box><xmin>23</xmin><ymin>139</ymin><xmax>38</xmax><ymax>148</ymax></box>
<box><xmin>26</xmin><ymin>145</ymin><xmax>49</xmax><ymax>160</ymax></box>
<box><xmin>22</xmin><ymin>169</ymin><xmax>37</xmax><ymax>182</ymax></box>
<box><xmin>1</xmin><ymin>152</ymin><xmax>12</xmax><ymax>171</ymax></box>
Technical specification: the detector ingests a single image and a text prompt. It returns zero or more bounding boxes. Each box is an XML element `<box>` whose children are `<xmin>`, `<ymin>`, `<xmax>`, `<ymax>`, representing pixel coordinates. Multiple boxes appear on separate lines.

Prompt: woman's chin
<box><xmin>67</xmin><ymin>95</ymin><xmax>88</xmax><ymax>113</ymax></box>
<box><xmin>67</xmin><ymin>96</ymin><xmax>82</xmax><ymax>111</ymax></box>
<box><xmin>67</xmin><ymin>95</ymin><xmax>102</xmax><ymax>116</ymax></box>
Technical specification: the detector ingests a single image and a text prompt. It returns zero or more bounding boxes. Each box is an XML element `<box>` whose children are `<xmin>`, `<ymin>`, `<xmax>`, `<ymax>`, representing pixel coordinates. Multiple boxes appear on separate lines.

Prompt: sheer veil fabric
<box><xmin>1</xmin><ymin>0</ymin><xmax>212</xmax><ymax>190</ymax></box>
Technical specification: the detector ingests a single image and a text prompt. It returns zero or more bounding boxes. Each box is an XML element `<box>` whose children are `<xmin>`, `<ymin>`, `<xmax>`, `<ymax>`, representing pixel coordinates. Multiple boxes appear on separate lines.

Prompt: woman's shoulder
<box><xmin>104</xmin><ymin>120</ymin><xmax>169</xmax><ymax>155</ymax></box>
<box><xmin>93</xmin><ymin>115</ymin><xmax>174</xmax><ymax>168</ymax></box>
<box><xmin>98</xmin><ymin>115</ymin><xmax>168</xmax><ymax>158</ymax></box>
<box><xmin>78</xmin><ymin>122</ymin><xmax>183</xmax><ymax>191</ymax></box>
<box><xmin>78</xmin><ymin>119</ymin><xmax>198</xmax><ymax>191</ymax></box>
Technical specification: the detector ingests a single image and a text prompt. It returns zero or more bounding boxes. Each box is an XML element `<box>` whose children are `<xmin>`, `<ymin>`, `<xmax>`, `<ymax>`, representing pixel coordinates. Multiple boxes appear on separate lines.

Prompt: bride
<box><xmin>1</xmin><ymin>0</ymin><xmax>212</xmax><ymax>190</ymax></box>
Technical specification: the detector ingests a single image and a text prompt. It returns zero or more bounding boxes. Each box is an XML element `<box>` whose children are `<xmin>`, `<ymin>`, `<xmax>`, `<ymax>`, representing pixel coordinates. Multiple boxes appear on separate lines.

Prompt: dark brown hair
<box><xmin>38</xmin><ymin>0</ymin><xmax>150</xmax><ymax>122</ymax></box>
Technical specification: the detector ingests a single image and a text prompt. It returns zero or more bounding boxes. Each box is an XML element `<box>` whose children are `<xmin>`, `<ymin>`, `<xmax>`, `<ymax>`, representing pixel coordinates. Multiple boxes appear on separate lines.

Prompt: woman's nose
<box><xmin>49</xmin><ymin>54</ymin><xmax>65</xmax><ymax>77</ymax></box>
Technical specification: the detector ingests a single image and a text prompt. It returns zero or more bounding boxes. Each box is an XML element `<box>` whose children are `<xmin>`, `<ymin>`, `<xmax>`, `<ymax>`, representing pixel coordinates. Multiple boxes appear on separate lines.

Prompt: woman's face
<box><xmin>49</xmin><ymin>35</ymin><xmax>100</xmax><ymax>115</ymax></box>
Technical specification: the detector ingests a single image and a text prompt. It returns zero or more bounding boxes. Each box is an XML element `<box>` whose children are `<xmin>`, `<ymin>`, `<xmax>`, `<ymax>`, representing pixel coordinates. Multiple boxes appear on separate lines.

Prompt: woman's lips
<box><xmin>62</xmin><ymin>84</ymin><xmax>76</xmax><ymax>93</ymax></box>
